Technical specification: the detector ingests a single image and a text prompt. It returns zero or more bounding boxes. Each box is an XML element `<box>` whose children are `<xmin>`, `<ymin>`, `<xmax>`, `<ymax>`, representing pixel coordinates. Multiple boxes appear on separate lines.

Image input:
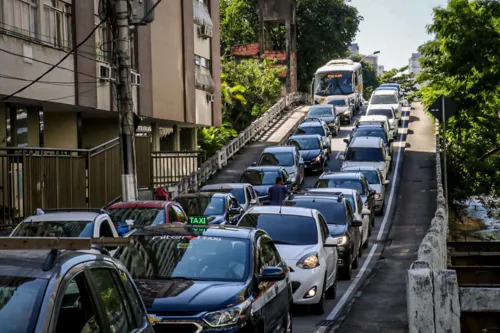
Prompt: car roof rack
<box><xmin>0</xmin><ymin>237</ymin><xmax>130</xmax><ymax>271</ymax></box>
<box><xmin>32</xmin><ymin>208</ymin><xmax>110</xmax><ymax>215</ymax></box>
<box><xmin>355</xmin><ymin>122</ymin><xmax>384</xmax><ymax>128</ymax></box>
<box><xmin>301</xmin><ymin>117</ymin><xmax>324</xmax><ymax>124</ymax></box>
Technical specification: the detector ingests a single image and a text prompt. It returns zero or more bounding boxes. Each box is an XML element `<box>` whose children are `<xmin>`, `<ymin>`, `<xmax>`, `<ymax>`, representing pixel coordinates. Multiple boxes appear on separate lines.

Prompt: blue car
<box><xmin>287</xmin><ymin>134</ymin><xmax>328</xmax><ymax>173</ymax></box>
<box><xmin>114</xmin><ymin>224</ymin><xmax>293</xmax><ymax>333</ymax></box>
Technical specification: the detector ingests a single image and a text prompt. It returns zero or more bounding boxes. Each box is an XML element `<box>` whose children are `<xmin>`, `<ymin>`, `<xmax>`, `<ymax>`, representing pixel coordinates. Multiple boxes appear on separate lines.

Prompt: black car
<box><xmin>305</xmin><ymin>106</ymin><xmax>340</xmax><ymax>136</ymax></box>
<box><xmin>315</xmin><ymin>172</ymin><xmax>376</xmax><ymax>228</ymax></box>
<box><xmin>174</xmin><ymin>192</ymin><xmax>243</xmax><ymax>225</ymax></box>
<box><xmin>344</xmin><ymin>124</ymin><xmax>394</xmax><ymax>157</ymax></box>
<box><xmin>292</xmin><ymin>118</ymin><xmax>332</xmax><ymax>156</ymax></box>
<box><xmin>287</xmin><ymin>135</ymin><xmax>327</xmax><ymax>172</ymax></box>
<box><xmin>0</xmin><ymin>237</ymin><xmax>154</xmax><ymax>333</ymax></box>
<box><xmin>114</xmin><ymin>224</ymin><xmax>293</xmax><ymax>333</ymax></box>
<box><xmin>283</xmin><ymin>194</ymin><xmax>362</xmax><ymax>280</ymax></box>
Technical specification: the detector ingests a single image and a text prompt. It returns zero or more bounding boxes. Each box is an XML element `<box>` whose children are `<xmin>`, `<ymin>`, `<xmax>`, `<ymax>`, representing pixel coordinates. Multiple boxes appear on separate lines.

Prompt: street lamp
<box><xmin>360</xmin><ymin>51</ymin><xmax>380</xmax><ymax>62</ymax></box>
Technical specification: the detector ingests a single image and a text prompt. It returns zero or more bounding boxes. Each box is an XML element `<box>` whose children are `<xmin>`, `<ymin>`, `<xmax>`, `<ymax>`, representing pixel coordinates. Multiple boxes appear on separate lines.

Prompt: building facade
<box><xmin>0</xmin><ymin>0</ymin><xmax>221</xmax><ymax>151</ymax></box>
<box><xmin>348</xmin><ymin>43</ymin><xmax>359</xmax><ymax>55</ymax></box>
<box><xmin>377</xmin><ymin>65</ymin><xmax>385</xmax><ymax>76</ymax></box>
<box><xmin>409</xmin><ymin>52</ymin><xmax>422</xmax><ymax>76</ymax></box>
<box><xmin>363</xmin><ymin>55</ymin><xmax>379</xmax><ymax>71</ymax></box>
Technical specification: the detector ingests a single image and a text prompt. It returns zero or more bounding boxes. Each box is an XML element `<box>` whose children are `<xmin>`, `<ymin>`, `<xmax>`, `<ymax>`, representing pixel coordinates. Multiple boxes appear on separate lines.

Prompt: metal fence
<box><xmin>164</xmin><ymin>92</ymin><xmax>310</xmax><ymax>196</ymax></box>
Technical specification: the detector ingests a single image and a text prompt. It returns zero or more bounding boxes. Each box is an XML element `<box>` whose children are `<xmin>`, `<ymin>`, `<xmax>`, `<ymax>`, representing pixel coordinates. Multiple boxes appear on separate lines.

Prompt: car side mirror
<box><xmin>383</xmin><ymin>180</ymin><xmax>390</xmax><ymax>185</ymax></box>
<box><xmin>386</xmin><ymin>156</ymin><xmax>392</xmax><ymax>162</ymax></box>
<box><xmin>343</xmin><ymin>138</ymin><xmax>349</xmax><ymax>144</ymax></box>
<box><xmin>362</xmin><ymin>208</ymin><xmax>371</xmax><ymax>215</ymax></box>
<box><xmin>285</xmin><ymin>179</ymin><xmax>292</xmax><ymax>185</ymax></box>
<box><xmin>229</xmin><ymin>207</ymin><xmax>241</xmax><ymax>215</ymax></box>
<box><xmin>251</xmin><ymin>162</ymin><xmax>257</xmax><ymax>166</ymax></box>
<box><xmin>389</xmin><ymin>139</ymin><xmax>395</xmax><ymax>144</ymax></box>
<box><xmin>352</xmin><ymin>219</ymin><xmax>363</xmax><ymax>227</ymax></box>
<box><xmin>370</xmin><ymin>189</ymin><xmax>376</xmax><ymax>196</ymax></box>
<box><xmin>339</xmin><ymin>155</ymin><xmax>345</xmax><ymax>160</ymax></box>
<box><xmin>324</xmin><ymin>237</ymin><xmax>339</xmax><ymax>247</ymax></box>
<box><xmin>249</xmin><ymin>199</ymin><xmax>258</xmax><ymax>205</ymax></box>
<box><xmin>259</xmin><ymin>267</ymin><xmax>286</xmax><ymax>282</ymax></box>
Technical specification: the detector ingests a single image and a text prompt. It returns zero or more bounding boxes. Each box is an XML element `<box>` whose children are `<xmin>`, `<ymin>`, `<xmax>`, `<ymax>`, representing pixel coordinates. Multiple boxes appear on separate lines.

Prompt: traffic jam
<box><xmin>0</xmin><ymin>64</ymin><xmax>408</xmax><ymax>332</ymax></box>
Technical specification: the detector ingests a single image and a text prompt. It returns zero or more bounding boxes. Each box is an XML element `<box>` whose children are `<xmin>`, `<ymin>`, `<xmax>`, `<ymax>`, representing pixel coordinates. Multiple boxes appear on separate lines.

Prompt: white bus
<box><xmin>311</xmin><ymin>59</ymin><xmax>363</xmax><ymax>110</ymax></box>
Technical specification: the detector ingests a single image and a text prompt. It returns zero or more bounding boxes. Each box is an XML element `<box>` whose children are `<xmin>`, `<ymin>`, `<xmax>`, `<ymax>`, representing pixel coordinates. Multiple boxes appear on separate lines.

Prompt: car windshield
<box><xmin>352</xmin><ymin>129</ymin><xmax>388</xmax><ymax>143</ymax></box>
<box><xmin>11</xmin><ymin>221</ymin><xmax>94</xmax><ymax>237</ymax></box>
<box><xmin>314</xmin><ymin>71</ymin><xmax>354</xmax><ymax>96</ymax></box>
<box><xmin>308</xmin><ymin>108</ymin><xmax>333</xmax><ymax>117</ymax></box>
<box><xmin>329</xmin><ymin>99</ymin><xmax>347</xmax><ymax>106</ymax></box>
<box><xmin>295</xmin><ymin>126</ymin><xmax>324</xmax><ymax>136</ymax></box>
<box><xmin>0</xmin><ymin>276</ymin><xmax>48</xmax><ymax>333</ymax></box>
<box><xmin>108</xmin><ymin>208</ymin><xmax>164</xmax><ymax>229</ymax></box>
<box><xmin>115</xmin><ymin>236</ymin><xmax>250</xmax><ymax>282</ymax></box>
<box><xmin>238</xmin><ymin>214</ymin><xmax>318</xmax><ymax>245</ymax></box>
<box><xmin>315</xmin><ymin>178</ymin><xmax>365</xmax><ymax>195</ymax></box>
<box><xmin>346</xmin><ymin>147</ymin><xmax>384</xmax><ymax>162</ymax></box>
<box><xmin>288</xmin><ymin>137</ymin><xmax>321</xmax><ymax>150</ymax></box>
<box><xmin>367</xmin><ymin>109</ymin><xmax>394</xmax><ymax>119</ymax></box>
<box><xmin>360</xmin><ymin>170</ymin><xmax>380</xmax><ymax>184</ymax></box>
<box><xmin>201</xmin><ymin>188</ymin><xmax>245</xmax><ymax>205</ymax></box>
<box><xmin>284</xmin><ymin>200</ymin><xmax>347</xmax><ymax>224</ymax></box>
<box><xmin>175</xmin><ymin>196</ymin><xmax>225</xmax><ymax>216</ymax></box>
<box><xmin>259</xmin><ymin>152</ymin><xmax>294</xmax><ymax>167</ymax></box>
<box><xmin>240</xmin><ymin>170</ymin><xmax>279</xmax><ymax>186</ymax></box>
<box><xmin>371</xmin><ymin>94</ymin><xmax>398</xmax><ymax>105</ymax></box>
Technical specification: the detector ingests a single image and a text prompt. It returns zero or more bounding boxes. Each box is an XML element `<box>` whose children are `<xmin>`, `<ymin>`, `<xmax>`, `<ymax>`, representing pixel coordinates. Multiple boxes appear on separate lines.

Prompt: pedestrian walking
<box><xmin>268</xmin><ymin>177</ymin><xmax>289</xmax><ymax>205</ymax></box>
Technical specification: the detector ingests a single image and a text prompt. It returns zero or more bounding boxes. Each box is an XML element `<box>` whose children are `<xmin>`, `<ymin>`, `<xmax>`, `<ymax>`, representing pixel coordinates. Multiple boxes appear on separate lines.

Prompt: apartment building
<box><xmin>363</xmin><ymin>54</ymin><xmax>379</xmax><ymax>71</ymax></box>
<box><xmin>0</xmin><ymin>0</ymin><xmax>221</xmax><ymax>151</ymax></box>
<box><xmin>409</xmin><ymin>52</ymin><xmax>422</xmax><ymax>76</ymax></box>
<box><xmin>377</xmin><ymin>65</ymin><xmax>385</xmax><ymax>76</ymax></box>
<box><xmin>348</xmin><ymin>43</ymin><xmax>359</xmax><ymax>55</ymax></box>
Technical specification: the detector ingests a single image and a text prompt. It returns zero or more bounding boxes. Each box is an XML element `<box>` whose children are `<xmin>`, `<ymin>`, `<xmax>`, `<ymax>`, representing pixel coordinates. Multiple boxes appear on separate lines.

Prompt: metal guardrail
<box><xmin>165</xmin><ymin>92</ymin><xmax>310</xmax><ymax>196</ymax></box>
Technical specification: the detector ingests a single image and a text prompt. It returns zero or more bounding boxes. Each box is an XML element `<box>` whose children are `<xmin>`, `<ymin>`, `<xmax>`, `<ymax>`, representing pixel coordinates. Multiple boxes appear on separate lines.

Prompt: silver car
<box><xmin>254</xmin><ymin>146</ymin><xmax>305</xmax><ymax>186</ymax></box>
<box><xmin>340</xmin><ymin>136</ymin><xmax>392</xmax><ymax>180</ymax></box>
<box><xmin>340</xmin><ymin>165</ymin><xmax>390</xmax><ymax>215</ymax></box>
<box><xmin>199</xmin><ymin>183</ymin><xmax>260</xmax><ymax>211</ymax></box>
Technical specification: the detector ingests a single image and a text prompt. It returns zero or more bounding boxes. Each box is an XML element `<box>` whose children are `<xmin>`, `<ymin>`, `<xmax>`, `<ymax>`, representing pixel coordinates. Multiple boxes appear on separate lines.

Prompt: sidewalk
<box><xmin>205</xmin><ymin>105</ymin><xmax>309</xmax><ymax>184</ymax></box>
<box><xmin>334</xmin><ymin>104</ymin><xmax>438</xmax><ymax>333</ymax></box>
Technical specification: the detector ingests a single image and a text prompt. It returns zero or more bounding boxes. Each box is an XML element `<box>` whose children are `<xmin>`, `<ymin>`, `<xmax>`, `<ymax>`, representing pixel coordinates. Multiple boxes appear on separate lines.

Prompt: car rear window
<box><xmin>12</xmin><ymin>221</ymin><xmax>94</xmax><ymax>238</ymax></box>
<box><xmin>0</xmin><ymin>276</ymin><xmax>48</xmax><ymax>333</ymax></box>
<box><xmin>108</xmin><ymin>208</ymin><xmax>165</xmax><ymax>229</ymax></box>
<box><xmin>238</xmin><ymin>213</ymin><xmax>318</xmax><ymax>245</ymax></box>
<box><xmin>284</xmin><ymin>200</ymin><xmax>347</xmax><ymax>224</ymax></box>
<box><xmin>315</xmin><ymin>178</ymin><xmax>365</xmax><ymax>195</ymax></box>
<box><xmin>345</xmin><ymin>147</ymin><xmax>384</xmax><ymax>162</ymax></box>
<box><xmin>295</xmin><ymin>126</ymin><xmax>324</xmax><ymax>136</ymax></box>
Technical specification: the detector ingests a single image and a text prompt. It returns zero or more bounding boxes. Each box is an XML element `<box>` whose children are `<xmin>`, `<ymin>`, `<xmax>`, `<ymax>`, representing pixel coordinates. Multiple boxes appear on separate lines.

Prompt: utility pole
<box><xmin>113</xmin><ymin>0</ymin><xmax>138</xmax><ymax>201</ymax></box>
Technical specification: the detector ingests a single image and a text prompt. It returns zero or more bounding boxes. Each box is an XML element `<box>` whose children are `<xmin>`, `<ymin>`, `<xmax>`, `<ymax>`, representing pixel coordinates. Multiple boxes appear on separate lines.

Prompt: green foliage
<box><xmin>296</xmin><ymin>0</ymin><xmax>362</xmax><ymax>91</ymax></box>
<box><xmin>417</xmin><ymin>0</ymin><xmax>500</xmax><ymax>204</ymax></box>
<box><xmin>379</xmin><ymin>66</ymin><xmax>418</xmax><ymax>97</ymax></box>
<box><xmin>219</xmin><ymin>0</ymin><xmax>259</xmax><ymax>54</ymax></box>
<box><xmin>350</xmin><ymin>54</ymin><xmax>380</xmax><ymax>100</ymax></box>
<box><xmin>198</xmin><ymin>57</ymin><xmax>283</xmax><ymax>154</ymax></box>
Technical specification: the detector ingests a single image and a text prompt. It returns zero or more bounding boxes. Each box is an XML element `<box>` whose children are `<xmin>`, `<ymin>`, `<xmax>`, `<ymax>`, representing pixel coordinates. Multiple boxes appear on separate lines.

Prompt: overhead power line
<box><xmin>2</xmin><ymin>18</ymin><xmax>109</xmax><ymax>101</ymax></box>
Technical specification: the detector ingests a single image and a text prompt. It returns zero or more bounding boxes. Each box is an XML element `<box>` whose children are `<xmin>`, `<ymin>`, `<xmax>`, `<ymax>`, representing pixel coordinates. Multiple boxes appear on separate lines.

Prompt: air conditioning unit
<box><xmin>199</xmin><ymin>24</ymin><xmax>213</xmax><ymax>39</ymax></box>
<box><xmin>130</xmin><ymin>71</ymin><xmax>141</xmax><ymax>86</ymax></box>
<box><xmin>99</xmin><ymin>63</ymin><xmax>112</xmax><ymax>81</ymax></box>
<box><xmin>206</xmin><ymin>93</ymin><xmax>215</xmax><ymax>103</ymax></box>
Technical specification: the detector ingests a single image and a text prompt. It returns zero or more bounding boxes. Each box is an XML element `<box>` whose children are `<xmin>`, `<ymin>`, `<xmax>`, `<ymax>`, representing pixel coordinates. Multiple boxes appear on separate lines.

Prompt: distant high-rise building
<box><xmin>409</xmin><ymin>53</ymin><xmax>422</xmax><ymax>76</ymax></box>
<box><xmin>378</xmin><ymin>65</ymin><xmax>385</xmax><ymax>76</ymax></box>
<box><xmin>349</xmin><ymin>43</ymin><xmax>360</xmax><ymax>55</ymax></box>
<box><xmin>363</xmin><ymin>55</ymin><xmax>379</xmax><ymax>70</ymax></box>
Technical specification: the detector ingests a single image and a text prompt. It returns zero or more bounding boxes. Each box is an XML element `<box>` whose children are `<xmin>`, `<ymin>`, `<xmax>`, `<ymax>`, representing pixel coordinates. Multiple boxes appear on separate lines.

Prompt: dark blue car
<box><xmin>287</xmin><ymin>134</ymin><xmax>327</xmax><ymax>173</ymax></box>
<box><xmin>239</xmin><ymin>166</ymin><xmax>291</xmax><ymax>204</ymax></box>
<box><xmin>114</xmin><ymin>224</ymin><xmax>293</xmax><ymax>333</ymax></box>
<box><xmin>174</xmin><ymin>192</ymin><xmax>243</xmax><ymax>225</ymax></box>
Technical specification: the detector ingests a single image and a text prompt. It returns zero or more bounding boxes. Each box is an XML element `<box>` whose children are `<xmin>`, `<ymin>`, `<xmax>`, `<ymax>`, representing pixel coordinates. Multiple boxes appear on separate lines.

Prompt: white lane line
<box><xmin>313</xmin><ymin>116</ymin><xmax>409</xmax><ymax>332</ymax></box>
<box><xmin>376</xmin><ymin>117</ymin><xmax>406</xmax><ymax>241</ymax></box>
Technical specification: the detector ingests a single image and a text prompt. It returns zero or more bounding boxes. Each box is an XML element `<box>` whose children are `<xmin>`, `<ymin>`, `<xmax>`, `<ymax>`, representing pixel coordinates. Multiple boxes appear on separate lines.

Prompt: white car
<box><xmin>368</xmin><ymin>90</ymin><xmax>403</xmax><ymax>122</ymax></box>
<box><xmin>237</xmin><ymin>205</ymin><xmax>338</xmax><ymax>314</ymax></box>
<box><xmin>340</xmin><ymin>166</ymin><xmax>390</xmax><ymax>215</ymax></box>
<box><xmin>365</xmin><ymin>106</ymin><xmax>399</xmax><ymax>137</ymax></box>
<box><xmin>357</xmin><ymin>115</ymin><xmax>393</xmax><ymax>139</ymax></box>
<box><xmin>340</xmin><ymin>137</ymin><xmax>392</xmax><ymax>180</ymax></box>
<box><xmin>306</xmin><ymin>188</ymin><xmax>372</xmax><ymax>248</ymax></box>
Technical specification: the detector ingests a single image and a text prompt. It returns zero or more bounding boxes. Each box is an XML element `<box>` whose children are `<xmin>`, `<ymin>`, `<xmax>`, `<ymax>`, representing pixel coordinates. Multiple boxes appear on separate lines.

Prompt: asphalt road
<box><xmin>291</xmin><ymin>104</ymin><xmax>411</xmax><ymax>333</ymax></box>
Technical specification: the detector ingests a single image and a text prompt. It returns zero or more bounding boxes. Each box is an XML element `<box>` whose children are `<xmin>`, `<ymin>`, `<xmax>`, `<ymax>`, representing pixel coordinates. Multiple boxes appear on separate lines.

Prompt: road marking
<box><xmin>313</xmin><ymin>115</ymin><xmax>409</xmax><ymax>332</ymax></box>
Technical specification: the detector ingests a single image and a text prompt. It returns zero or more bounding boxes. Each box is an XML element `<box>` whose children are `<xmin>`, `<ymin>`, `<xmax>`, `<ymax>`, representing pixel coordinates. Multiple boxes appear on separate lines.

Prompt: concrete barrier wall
<box><xmin>407</xmin><ymin>119</ymin><xmax>461</xmax><ymax>333</ymax></box>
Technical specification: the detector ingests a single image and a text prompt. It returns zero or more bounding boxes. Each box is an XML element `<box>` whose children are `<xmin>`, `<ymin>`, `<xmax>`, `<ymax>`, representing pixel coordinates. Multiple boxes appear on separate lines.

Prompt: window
<box><xmin>317</xmin><ymin>214</ymin><xmax>329</xmax><ymax>242</ymax></box>
<box><xmin>43</xmin><ymin>0</ymin><xmax>72</xmax><ymax>49</ymax></box>
<box><xmin>129</xmin><ymin>32</ymin><xmax>136</xmax><ymax>69</ymax></box>
<box><xmin>167</xmin><ymin>206</ymin><xmax>178</xmax><ymax>223</ymax></box>
<box><xmin>2</xmin><ymin>0</ymin><xmax>38</xmax><ymax>38</ymax></box>
<box><xmin>172</xmin><ymin>205</ymin><xmax>187</xmax><ymax>222</ymax></box>
<box><xmin>257</xmin><ymin>236</ymin><xmax>281</xmax><ymax>274</ymax></box>
<box><xmin>99</xmin><ymin>221</ymin><xmax>114</xmax><ymax>237</ymax></box>
<box><xmin>356</xmin><ymin>194</ymin><xmax>364</xmax><ymax>214</ymax></box>
<box><xmin>346</xmin><ymin>202</ymin><xmax>354</xmax><ymax>224</ymax></box>
<box><xmin>89</xmin><ymin>269</ymin><xmax>132</xmax><ymax>332</ymax></box>
<box><xmin>55</xmin><ymin>273</ymin><xmax>101</xmax><ymax>333</ymax></box>
<box><xmin>245</xmin><ymin>187</ymin><xmax>252</xmax><ymax>203</ymax></box>
<box><xmin>96</xmin><ymin>17</ymin><xmax>112</xmax><ymax>63</ymax></box>
<box><xmin>115</xmin><ymin>270</ymin><xmax>149</xmax><ymax>329</ymax></box>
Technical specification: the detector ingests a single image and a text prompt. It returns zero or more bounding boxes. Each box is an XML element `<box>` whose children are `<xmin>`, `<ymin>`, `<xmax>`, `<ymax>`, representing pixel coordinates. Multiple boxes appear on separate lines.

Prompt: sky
<box><xmin>349</xmin><ymin>0</ymin><xmax>449</xmax><ymax>70</ymax></box>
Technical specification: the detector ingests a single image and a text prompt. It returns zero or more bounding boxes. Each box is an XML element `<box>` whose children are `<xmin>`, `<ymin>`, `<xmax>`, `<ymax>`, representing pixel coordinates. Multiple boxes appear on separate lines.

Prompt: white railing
<box><xmin>167</xmin><ymin>92</ymin><xmax>310</xmax><ymax>196</ymax></box>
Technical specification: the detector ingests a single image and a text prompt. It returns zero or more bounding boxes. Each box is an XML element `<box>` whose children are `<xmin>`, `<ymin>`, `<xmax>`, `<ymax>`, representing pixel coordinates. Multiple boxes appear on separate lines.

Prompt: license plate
<box><xmin>189</xmin><ymin>216</ymin><xmax>208</xmax><ymax>225</ymax></box>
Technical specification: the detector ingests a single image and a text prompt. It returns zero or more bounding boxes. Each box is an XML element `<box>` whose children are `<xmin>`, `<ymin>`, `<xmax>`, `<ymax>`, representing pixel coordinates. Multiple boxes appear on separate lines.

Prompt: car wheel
<box><xmin>363</xmin><ymin>237</ymin><xmax>369</xmax><ymax>249</ymax></box>
<box><xmin>283</xmin><ymin>305</ymin><xmax>293</xmax><ymax>333</ymax></box>
<box><xmin>326</xmin><ymin>277</ymin><xmax>337</xmax><ymax>299</ymax></box>
<box><xmin>353</xmin><ymin>252</ymin><xmax>360</xmax><ymax>269</ymax></box>
<box><xmin>339</xmin><ymin>252</ymin><xmax>353</xmax><ymax>280</ymax></box>
<box><xmin>358</xmin><ymin>242</ymin><xmax>363</xmax><ymax>257</ymax></box>
<box><xmin>376</xmin><ymin>203</ymin><xmax>385</xmax><ymax>216</ymax></box>
<box><xmin>371</xmin><ymin>215</ymin><xmax>376</xmax><ymax>227</ymax></box>
<box><xmin>311</xmin><ymin>278</ymin><xmax>326</xmax><ymax>315</ymax></box>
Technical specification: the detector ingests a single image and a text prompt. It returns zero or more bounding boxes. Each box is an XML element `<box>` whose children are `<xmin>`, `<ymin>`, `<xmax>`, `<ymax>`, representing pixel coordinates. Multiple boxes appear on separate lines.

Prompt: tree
<box><xmin>417</xmin><ymin>0</ymin><xmax>500</xmax><ymax>205</ymax></box>
<box><xmin>296</xmin><ymin>0</ymin><xmax>362</xmax><ymax>91</ymax></box>
<box><xmin>379</xmin><ymin>66</ymin><xmax>418</xmax><ymax>103</ymax></box>
<box><xmin>350</xmin><ymin>54</ymin><xmax>380</xmax><ymax>100</ymax></box>
<box><xmin>219</xmin><ymin>0</ymin><xmax>259</xmax><ymax>54</ymax></box>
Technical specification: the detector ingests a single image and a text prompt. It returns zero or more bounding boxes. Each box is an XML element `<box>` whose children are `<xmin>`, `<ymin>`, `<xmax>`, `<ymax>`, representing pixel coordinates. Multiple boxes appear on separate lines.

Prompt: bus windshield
<box><xmin>315</xmin><ymin>71</ymin><xmax>354</xmax><ymax>96</ymax></box>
